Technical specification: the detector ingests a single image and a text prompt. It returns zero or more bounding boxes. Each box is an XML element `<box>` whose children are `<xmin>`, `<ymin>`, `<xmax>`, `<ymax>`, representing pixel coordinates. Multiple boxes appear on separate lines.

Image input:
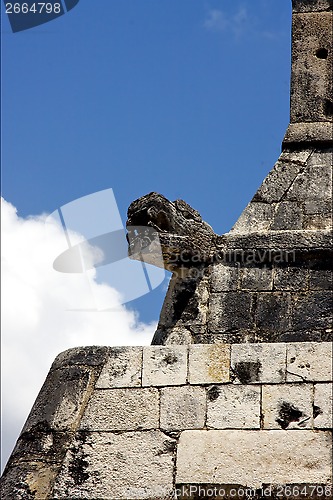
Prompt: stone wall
<box><xmin>1</xmin><ymin>342</ymin><xmax>332</xmax><ymax>499</ymax></box>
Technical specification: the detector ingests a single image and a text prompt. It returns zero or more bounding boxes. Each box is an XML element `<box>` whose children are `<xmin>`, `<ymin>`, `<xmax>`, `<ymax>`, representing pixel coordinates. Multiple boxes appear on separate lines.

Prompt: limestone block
<box><xmin>142</xmin><ymin>345</ymin><xmax>187</xmax><ymax>386</ymax></box>
<box><xmin>240</xmin><ymin>267</ymin><xmax>273</xmax><ymax>291</ymax></box>
<box><xmin>230</xmin><ymin>203</ymin><xmax>276</xmax><ymax>233</ymax></box>
<box><xmin>262</xmin><ymin>384</ymin><xmax>313</xmax><ymax>430</ymax></box>
<box><xmin>252</xmin><ymin>159</ymin><xmax>303</xmax><ymax>204</ymax></box>
<box><xmin>21</xmin><ymin>365</ymin><xmax>95</xmax><ymax>433</ymax></box>
<box><xmin>255</xmin><ymin>293</ymin><xmax>291</xmax><ymax>334</ymax></box>
<box><xmin>231</xmin><ymin>343</ymin><xmax>286</xmax><ymax>384</ymax></box>
<box><xmin>96</xmin><ymin>346</ymin><xmax>142</xmax><ymax>388</ymax></box>
<box><xmin>188</xmin><ymin>344</ymin><xmax>230</xmax><ymax>384</ymax></box>
<box><xmin>270</xmin><ymin>201</ymin><xmax>303</xmax><ymax>230</ymax></box>
<box><xmin>80</xmin><ymin>388</ymin><xmax>159</xmax><ymax>431</ymax></box>
<box><xmin>285</xmin><ymin>165</ymin><xmax>332</xmax><ymax>202</ymax></box>
<box><xmin>210</xmin><ymin>263</ymin><xmax>239</xmax><ymax>292</ymax></box>
<box><xmin>160</xmin><ymin>386</ymin><xmax>206</xmax><ymax>431</ymax></box>
<box><xmin>291</xmin><ymin>291</ymin><xmax>333</xmax><ymax>331</ymax></box>
<box><xmin>0</xmin><ymin>462</ymin><xmax>59</xmax><ymax>500</ymax></box>
<box><xmin>287</xmin><ymin>342</ymin><xmax>333</xmax><ymax>382</ymax></box>
<box><xmin>292</xmin><ymin>0</ymin><xmax>333</xmax><ymax>13</ymax></box>
<box><xmin>207</xmin><ymin>385</ymin><xmax>260</xmax><ymax>429</ymax></box>
<box><xmin>273</xmin><ymin>268</ymin><xmax>308</xmax><ymax>291</ymax></box>
<box><xmin>53</xmin><ymin>431</ymin><xmax>175</xmax><ymax>499</ymax></box>
<box><xmin>208</xmin><ymin>292</ymin><xmax>253</xmax><ymax>333</ymax></box>
<box><xmin>176</xmin><ymin>430</ymin><xmax>333</xmax><ymax>487</ymax></box>
<box><xmin>309</xmin><ymin>270</ymin><xmax>333</xmax><ymax>290</ymax></box>
<box><xmin>51</xmin><ymin>346</ymin><xmax>109</xmax><ymax>370</ymax></box>
<box><xmin>314</xmin><ymin>383</ymin><xmax>333</xmax><ymax>429</ymax></box>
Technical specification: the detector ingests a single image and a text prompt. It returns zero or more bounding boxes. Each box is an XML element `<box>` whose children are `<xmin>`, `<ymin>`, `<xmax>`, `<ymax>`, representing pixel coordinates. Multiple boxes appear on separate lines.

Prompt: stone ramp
<box><xmin>1</xmin><ymin>343</ymin><xmax>332</xmax><ymax>499</ymax></box>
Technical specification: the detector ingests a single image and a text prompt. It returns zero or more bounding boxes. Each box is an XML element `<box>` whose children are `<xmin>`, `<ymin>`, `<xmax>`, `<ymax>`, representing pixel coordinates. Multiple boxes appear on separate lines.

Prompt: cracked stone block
<box><xmin>207</xmin><ymin>385</ymin><xmax>260</xmax><ymax>429</ymax></box>
<box><xmin>285</xmin><ymin>166</ymin><xmax>332</xmax><ymax>203</ymax></box>
<box><xmin>80</xmin><ymin>388</ymin><xmax>159</xmax><ymax>431</ymax></box>
<box><xmin>314</xmin><ymin>383</ymin><xmax>333</xmax><ymax>429</ymax></box>
<box><xmin>53</xmin><ymin>431</ymin><xmax>175</xmax><ymax>499</ymax></box>
<box><xmin>287</xmin><ymin>342</ymin><xmax>333</xmax><ymax>382</ymax></box>
<box><xmin>262</xmin><ymin>384</ymin><xmax>313</xmax><ymax>430</ymax></box>
<box><xmin>208</xmin><ymin>292</ymin><xmax>253</xmax><ymax>333</ymax></box>
<box><xmin>142</xmin><ymin>346</ymin><xmax>187</xmax><ymax>386</ymax></box>
<box><xmin>176</xmin><ymin>430</ymin><xmax>332</xmax><ymax>487</ymax></box>
<box><xmin>273</xmin><ymin>267</ymin><xmax>308</xmax><ymax>291</ymax></box>
<box><xmin>231</xmin><ymin>343</ymin><xmax>286</xmax><ymax>384</ymax></box>
<box><xmin>96</xmin><ymin>347</ymin><xmax>142</xmax><ymax>388</ymax></box>
<box><xmin>252</xmin><ymin>159</ymin><xmax>302</xmax><ymax>204</ymax></box>
<box><xmin>188</xmin><ymin>344</ymin><xmax>230</xmax><ymax>384</ymax></box>
<box><xmin>240</xmin><ymin>267</ymin><xmax>273</xmax><ymax>291</ymax></box>
<box><xmin>210</xmin><ymin>264</ymin><xmax>239</xmax><ymax>292</ymax></box>
<box><xmin>160</xmin><ymin>386</ymin><xmax>206</xmax><ymax>431</ymax></box>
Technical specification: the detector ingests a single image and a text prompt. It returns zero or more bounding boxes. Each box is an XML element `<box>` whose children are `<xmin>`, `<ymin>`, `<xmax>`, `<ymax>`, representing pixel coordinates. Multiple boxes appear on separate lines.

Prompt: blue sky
<box><xmin>1</xmin><ymin>0</ymin><xmax>292</xmax><ymax>467</ymax></box>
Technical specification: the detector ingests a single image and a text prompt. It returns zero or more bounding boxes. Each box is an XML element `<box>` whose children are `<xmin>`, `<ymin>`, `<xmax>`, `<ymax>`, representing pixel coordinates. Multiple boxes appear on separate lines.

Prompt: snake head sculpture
<box><xmin>126</xmin><ymin>192</ymin><xmax>217</xmax><ymax>271</ymax></box>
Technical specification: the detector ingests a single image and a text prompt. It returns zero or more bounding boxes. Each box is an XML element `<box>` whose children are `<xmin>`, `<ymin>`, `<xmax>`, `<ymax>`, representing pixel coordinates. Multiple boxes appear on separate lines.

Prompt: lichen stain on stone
<box><xmin>207</xmin><ymin>346</ymin><xmax>230</xmax><ymax>382</ymax></box>
<box><xmin>68</xmin><ymin>431</ymin><xmax>91</xmax><ymax>486</ymax></box>
<box><xmin>207</xmin><ymin>385</ymin><xmax>220</xmax><ymax>401</ymax></box>
<box><xmin>276</xmin><ymin>401</ymin><xmax>304</xmax><ymax>429</ymax></box>
<box><xmin>313</xmin><ymin>405</ymin><xmax>323</xmax><ymax>419</ymax></box>
<box><xmin>163</xmin><ymin>353</ymin><xmax>178</xmax><ymax>365</ymax></box>
<box><xmin>232</xmin><ymin>360</ymin><xmax>261</xmax><ymax>384</ymax></box>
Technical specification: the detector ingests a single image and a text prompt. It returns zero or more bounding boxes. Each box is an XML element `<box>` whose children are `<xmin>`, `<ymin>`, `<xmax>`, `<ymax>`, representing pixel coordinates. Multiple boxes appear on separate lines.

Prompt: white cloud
<box><xmin>204</xmin><ymin>5</ymin><xmax>248</xmax><ymax>38</ymax></box>
<box><xmin>1</xmin><ymin>198</ymin><xmax>157</xmax><ymax>470</ymax></box>
<box><xmin>204</xmin><ymin>9</ymin><xmax>227</xmax><ymax>32</ymax></box>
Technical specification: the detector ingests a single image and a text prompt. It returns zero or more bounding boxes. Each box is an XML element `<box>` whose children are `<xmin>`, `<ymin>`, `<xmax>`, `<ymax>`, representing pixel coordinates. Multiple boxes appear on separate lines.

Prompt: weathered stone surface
<box><xmin>309</xmin><ymin>270</ymin><xmax>333</xmax><ymax>290</ymax></box>
<box><xmin>283</xmin><ymin>122</ymin><xmax>333</xmax><ymax>145</ymax></box>
<box><xmin>51</xmin><ymin>346</ymin><xmax>109</xmax><ymax>371</ymax></box>
<box><xmin>289</xmin><ymin>11</ymin><xmax>333</xmax><ymax>124</ymax></box>
<box><xmin>230</xmin><ymin>203</ymin><xmax>276</xmax><ymax>233</ymax></box>
<box><xmin>285</xmin><ymin>165</ymin><xmax>332</xmax><ymax>202</ymax></box>
<box><xmin>21</xmin><ymin>365</ymin><xmax>96</xmax><ymax>433</ymax></box>
<box><xmin>176</xmin><ymin>430</ymin><xmax>333</xmax><ymax>487</ymax></box>
<box><xmin>314</xmin><ymin>383</ymin><xmax>333</xmax><ymax>429</ymax></box>
<box><xmin>252</xmin><ymin>159</ymin><xmax>305</xmax><ymax>204</ymax></box>
<box><xmin>207</xmin><ymin>385</ymin><xmax>260</xmax><ymax>429</ymax></box>
<box><xmin>210</xmin><ymin>264</ymin><xmax>239</xmax><ymax>292</ymax></box>
<box><xmin>95</xmin><ymin>346</ymin><xmax>142</xmax><ymax>388</ymax></box>
<box><xmin>53</xmin><ymin>431</ymin><xmax>175</xmax><ymax>499</ymax></box>
<box><xmin>160</xmin><ymin>386</ymin><xmax>206</xmax><ymax>431</ymax></box>
<box><xmin>0</xmin><ymin>462</ymin><xmax>59</xmax><ymax>500</ymax></box>
<box><xmin>142</xmin><ymin>345</ymin><xmax>188</xmax><ymax>386</ymax></box>
<box><xmin>291</xmin><ymin>292</ymin><xmax>333</xmax><ymax>331</ymax></box>
<box><xmin>274</xmin><ymin>268</ymin><xmax>308</xmax><ymax>291</ymax></box>
<box><xmin>255</xmin><ymin>293</ymin><xmax>291</xmax><ymax>335</ymax></box>
<box><xmin>240</xmin><ymin>267</ymin><xmax>273</xmax><ymax>291</ymax></box>
<box><xmin>271</xmin><ymin>202</ymin><xmax>303</xmax><ymax>230</ymax></box>
<box><xmin>287</xmin><ymin>342</ymin><xmax>333</xmax><ymax>382</ymax></box>
<box><xmin>292</xmin><ymin>0</ymin><xmax>333</xmax><ymax>13</ymax></box>
<box><xmin>80</xmin><ymin>388</ymin><xmax>159</xmax><ymax>431</ymax></box>
<box><xmin>208</xmin><ymin>292</ymin><xmax>253</xmax><ymax>333</ymax></box>
<box><xmin>262</xmin><ymin>384</ymin><xmax>313</xmax><ymax>430</ymax></box>
<box><xmin>188</xmin><ymin>344</ymin><xmax>230</xmax><ymax>384</ymax></box>
<box><xmin>231</xmin><ymin>343</ymin><xmax>286</xmax><ymax>384</ymax></box>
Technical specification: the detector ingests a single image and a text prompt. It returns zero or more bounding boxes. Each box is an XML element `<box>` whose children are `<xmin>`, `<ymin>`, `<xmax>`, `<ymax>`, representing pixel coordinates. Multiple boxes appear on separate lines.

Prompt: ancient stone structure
<box><xmin>1</xmin><ymin>1</ymin><xmax>332</xmax><ymax>498</ymax></box>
